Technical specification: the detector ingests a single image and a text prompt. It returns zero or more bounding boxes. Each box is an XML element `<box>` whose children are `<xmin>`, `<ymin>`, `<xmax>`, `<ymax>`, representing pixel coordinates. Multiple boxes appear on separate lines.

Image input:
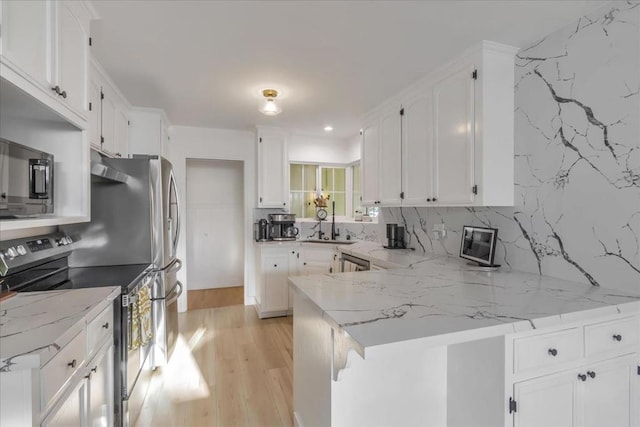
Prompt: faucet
<box><xmin>331</xmin><ymin>201</ymin><xmax>340</xmax><ymax>240</ymax></box>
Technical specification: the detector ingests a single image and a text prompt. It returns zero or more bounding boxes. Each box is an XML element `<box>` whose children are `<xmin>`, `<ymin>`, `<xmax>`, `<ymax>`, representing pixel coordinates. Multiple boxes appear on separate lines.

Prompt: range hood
<box><xmin>90</xmin><ymin>150</ymin><xmax>130</xmax><ymax>183</ymax></box>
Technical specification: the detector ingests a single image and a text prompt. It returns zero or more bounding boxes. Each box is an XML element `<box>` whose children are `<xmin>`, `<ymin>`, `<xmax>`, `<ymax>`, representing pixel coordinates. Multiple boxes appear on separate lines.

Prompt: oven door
<box><xmin>124</xmin><ymin>273</ymin><xmax>154</xmax><ymax>399</ymax></box>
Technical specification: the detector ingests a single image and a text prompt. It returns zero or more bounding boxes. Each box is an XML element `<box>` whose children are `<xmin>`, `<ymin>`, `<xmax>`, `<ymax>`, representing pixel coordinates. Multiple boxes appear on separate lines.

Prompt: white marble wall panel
<box><xmin>379</xmin><ymin>2</ymin><xmax>640</xmax><ymax>292</ymax></box>
<box><xmin>296</xmin><ymin>221</ymin><xmax>379</xmax><ymax>242</ymax></box>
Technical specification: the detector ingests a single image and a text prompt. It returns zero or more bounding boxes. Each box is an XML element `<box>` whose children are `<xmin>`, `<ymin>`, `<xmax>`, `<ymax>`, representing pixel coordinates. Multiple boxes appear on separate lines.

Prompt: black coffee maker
<box><xmin>385</xmin><ymin>224</ymin><xmax>406</xmax><ymax>249</ymax></box>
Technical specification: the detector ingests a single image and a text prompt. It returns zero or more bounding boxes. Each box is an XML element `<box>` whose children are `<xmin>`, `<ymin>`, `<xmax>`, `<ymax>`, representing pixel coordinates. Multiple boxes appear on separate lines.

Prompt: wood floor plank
<box><xmin>136</xmin><ymin>304</ymin><xmax>293</xmax><ymax>427</ymax></box>
<box><xmin>188</xmin><ymin>287</ymin><xmax>244</xmax><ymax>311</ymax></box>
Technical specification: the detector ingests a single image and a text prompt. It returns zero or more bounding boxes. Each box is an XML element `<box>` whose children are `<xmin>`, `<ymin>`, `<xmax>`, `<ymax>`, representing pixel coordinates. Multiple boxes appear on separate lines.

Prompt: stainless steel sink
<box><xmin>303</xmin><ymin>239</ymin><xmax>356</xmax><ymax>245</ymax></box>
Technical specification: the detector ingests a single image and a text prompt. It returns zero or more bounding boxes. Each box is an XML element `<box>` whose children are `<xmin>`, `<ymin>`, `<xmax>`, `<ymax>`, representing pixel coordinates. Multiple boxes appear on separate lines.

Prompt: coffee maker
<box><xmin>254</xmin><ymin>218</ymin><xmax>271</xmax><ymax>242</ymax></box>
<box><xmin>385</xmin><ymin>223</ymin><xmax>406</xmax><ymax>249</ymax></box>
<box><xmin>269</xmin><ymin>213</ymin><xmax>299</xmax><ymax>241</ymax></box>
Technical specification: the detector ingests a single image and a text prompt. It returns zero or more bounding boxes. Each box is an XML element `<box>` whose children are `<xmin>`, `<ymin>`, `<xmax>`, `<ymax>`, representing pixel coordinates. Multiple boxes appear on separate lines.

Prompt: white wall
<box><xmin>186</xmin><ymin>159</ymin><xmax>244</xmax><ymax>290</ymax></box>
<box><xmin>345</xmin><ymin>134</ymin><xmax>361</xmax><ymax>164</ymax></box>
<box><xmin>289</xmin><ymin>132</ymin><xmax>357</xmax><ymax>164</ymax></box>
<box><xmin>167</xmin><ymin>126</ymin><xmax>256</xmax><ymax>311</ymax></box>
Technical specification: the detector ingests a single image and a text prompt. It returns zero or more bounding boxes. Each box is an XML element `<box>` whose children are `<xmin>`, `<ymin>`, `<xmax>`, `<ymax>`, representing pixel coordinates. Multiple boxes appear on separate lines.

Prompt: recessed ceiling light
<box><xmin>324</xmin><ymin>126</ymin><xmax>333</xmax><ymax>132</ymax></box>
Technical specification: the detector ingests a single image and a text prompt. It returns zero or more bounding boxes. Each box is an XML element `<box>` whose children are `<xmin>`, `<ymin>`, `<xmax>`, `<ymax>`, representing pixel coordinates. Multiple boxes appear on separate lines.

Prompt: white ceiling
<box><xmin>91</xmin><ymin>0</ymin><xmax>608</xmax><ymax>139</ymax></box>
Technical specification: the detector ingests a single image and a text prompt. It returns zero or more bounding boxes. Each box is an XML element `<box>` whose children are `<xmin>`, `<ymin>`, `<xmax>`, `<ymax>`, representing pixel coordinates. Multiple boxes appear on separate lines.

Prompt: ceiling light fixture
<box><xmin>259</xmin><ymin>89</ymin><xmax>282</xmax><ymax>116</ymax></box>
<box><xmin>324</xmin><ymin>126</ymin><xmax>333</xmax><ymax>132</ymax></box>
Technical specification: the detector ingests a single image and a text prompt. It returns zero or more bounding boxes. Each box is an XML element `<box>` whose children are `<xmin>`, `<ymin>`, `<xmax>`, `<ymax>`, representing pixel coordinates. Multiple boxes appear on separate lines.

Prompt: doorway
<box><xmin>186</xmin><ymin>158</ymin><xmax>244</xmax><ymax>310</ymax></box>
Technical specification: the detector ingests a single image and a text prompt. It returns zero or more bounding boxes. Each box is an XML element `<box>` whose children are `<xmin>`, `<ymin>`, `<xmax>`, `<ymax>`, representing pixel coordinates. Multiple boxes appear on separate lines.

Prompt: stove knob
<box><xmin>66</xmin><ymin>236</ymin><xmax>73</xmax><ymax>244</ymax></box>
<box><xmin>16</xmin><ymin>245</ymin><xmax>27</xmax><ymax>256</ymax></box>
<box><xmin>5</xmin><ymin>247</ymin><xmax>17</xmax><ymax>259</ymax></box>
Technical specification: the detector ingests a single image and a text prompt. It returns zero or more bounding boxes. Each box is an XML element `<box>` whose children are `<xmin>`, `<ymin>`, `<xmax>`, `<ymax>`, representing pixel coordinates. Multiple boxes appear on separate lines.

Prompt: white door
<box><xmin>114</xmin><ymin>107</ymin><xmax>129</xmax><ymax>158</ymax></box>
<box><xmin>262</xmin><ymin>252</ymin><xmax>289</xmax><ymax>312</ymax></box>
<box><xmin>56</xmin><ymin>1</ymin><xmax>89</xmax><ymax>115</ymax></box>
<box><xmin>186</xmin><ymin>159</ymin><xmax>244</xmax><ymax>290</ymax></box>
<box><xmin>101</xmin><ymin>89</ymin><xmax>117</xmax><ymax>155</ymax></box>
<box><xmin>378</xmin><ymin>105</ymin><xmax>402</xmax><ymax>205</ymax></box>
<box><xmin>88</xmin><ymin>344</ymin><xmax>114</xmax><ymax>427</ymax></box>
<box><xmin>0</xmin><ymin>0</ymin><xmax>53</xmax><ymax>90</ymax></box>
<box><xmin>580</xmin><ymin>355</ymin><xmax>636</xmax><ymax>427</ymax></box>
<box><xmin>433</xmin><ymin>66</ymin><xmax>475</xmax><ymax>205</ymax></box>
<box><xmin>88</xmin><ymin>79</ymin><xmax>102</xmax><ymax>149</ymax></box>
<box><xmin>43</xmin><ymin>378</ymin><xmax>88</xmax><ymax>427</ymax></box>
<box><xmin>258</xmin><ymin>132</ymin><xmax>287</xmax><ymax>208</ymax></box>
<box><xmin>513</xmin><ymin>370</ymin><xmax>577</xmax><ymax>427</ymax></box>
<box><xmin>402</xmin><ymin>89</ymin><xmax>434</xmax><ymax>205</ymax></box>
<box><xmin>360</xmin><ymin>118</ymin><xmax>380</xmax><ymax>206</ymax></box>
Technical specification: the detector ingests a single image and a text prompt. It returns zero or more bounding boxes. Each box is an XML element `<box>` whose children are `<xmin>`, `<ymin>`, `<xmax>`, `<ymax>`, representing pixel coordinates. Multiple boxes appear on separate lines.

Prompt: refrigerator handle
<box><xmin>169</xmin><ymin>171</ymin><xmax>181</xmax><ymax>257</ymax></box>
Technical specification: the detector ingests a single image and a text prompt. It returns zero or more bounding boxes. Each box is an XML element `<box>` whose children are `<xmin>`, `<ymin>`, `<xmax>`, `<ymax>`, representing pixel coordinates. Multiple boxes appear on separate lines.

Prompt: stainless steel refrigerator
<box><xmin>65</xmin><ymin>154</ymin><xmax>183</xmax><ymax>368</ymax></box>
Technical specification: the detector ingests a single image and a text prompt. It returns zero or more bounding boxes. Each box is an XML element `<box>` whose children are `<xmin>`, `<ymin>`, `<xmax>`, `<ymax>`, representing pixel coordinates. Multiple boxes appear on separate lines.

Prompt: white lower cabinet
<box><xmin>43</xmin><ymin>377</ymin><xmax>89</xmax><ymax>427</ymax></box>
<box><xmin>256</xmin><ymin>243</ymin><xmax>335</xmax><ymax>318</ymax></box>
<box><xmin>0</xmin><ymin>305</ymin><xmax>115</xmax><ymax>427</ymax></box>
<box><xmin>87</xmin><ymin>342</ymin><xmax>114</xmax><ymax>427</ymax></box>
<box><xmin>507</xmin><ymin>316</ymin><xmax>640</xmax><ymax>427</ymax></box>
<box><xmin>514</xmin><ymin>354</ymin><xmax>637</xmax><ymax>427</ymax></box>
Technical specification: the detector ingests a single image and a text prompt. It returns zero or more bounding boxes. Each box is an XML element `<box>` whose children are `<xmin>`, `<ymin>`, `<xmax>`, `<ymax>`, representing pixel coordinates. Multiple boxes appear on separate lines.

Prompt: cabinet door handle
<box><xmin>274</xmin><ymin>264</ymin><xmax>277</xmax><ymax>267</ymax></box>
<box><xmin>432</xmin><ymin>197</ymin><xmax>437</xmax><ymax>202</ymax></box>
<box><xmin>577</xmin><ymin>373</ymin><xmax>587</xmax><ymax>381</ymax></box>
<box><xmin>52</xmin><ymin>85</ymin><xmax>61</xmax><ymax>94</ymax></box>
<box><xmin>91</xmin><ymin>366</ymin><xmax>98</xmax><ymax>373</ymax></box>
<box><xmin>613</xmin><ymin>334</ymin><xmax>623</xmax><ymax>342</ymax></box>
<box><xmin>102</xmin><ymin>322</ymin><xmax>109</xmax><ymax>329</ymax></box>
<box><xmin>427</xmin><ymin>198</ymin><xmax>432</xmax><ymax>202</ymax></box>
<box><xmin>587</xmin><ymin>371</ymin><xmax>596</xmax><ymax>379</ymax></box>
<box><xmin>68</xmin><ymin>359</ymin><xmax>77</xmax><ymax>369</ymax></box>
<box><xmin>61</xmin><ymin>90</ymin><xmax>67</xmax><ymax>99</ymax></box>
<box><xmin>548</xmin><ymin>348</ymin><xmax>558</xmax><ymax>357</ymax></box>
<box><xmin>85</xmin><ymin>372</ymin><xmax>92</xmax><ymax>380</ymax></box>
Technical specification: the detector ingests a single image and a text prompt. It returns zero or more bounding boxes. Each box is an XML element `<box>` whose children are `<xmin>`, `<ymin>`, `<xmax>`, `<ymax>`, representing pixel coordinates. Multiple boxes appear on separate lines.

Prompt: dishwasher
<box><xmin>340</xmin><ymin>253</ymin><xmax>370</xmax><ymax>272</ymax></box>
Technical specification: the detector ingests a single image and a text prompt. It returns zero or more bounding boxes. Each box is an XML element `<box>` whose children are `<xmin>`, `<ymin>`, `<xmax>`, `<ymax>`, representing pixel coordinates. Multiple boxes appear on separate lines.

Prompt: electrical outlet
<box><xmin>432</xmin><ymin>224</ymin><xmax>446</xmax><ymax>240</ymax></box>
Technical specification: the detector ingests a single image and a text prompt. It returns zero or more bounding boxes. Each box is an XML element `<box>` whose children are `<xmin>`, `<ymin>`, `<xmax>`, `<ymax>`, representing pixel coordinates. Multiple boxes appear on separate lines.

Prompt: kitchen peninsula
<box><xmin>289</xmin><ymin>244</ymin><xmax>640</xmax><ymax>427</ymax></box>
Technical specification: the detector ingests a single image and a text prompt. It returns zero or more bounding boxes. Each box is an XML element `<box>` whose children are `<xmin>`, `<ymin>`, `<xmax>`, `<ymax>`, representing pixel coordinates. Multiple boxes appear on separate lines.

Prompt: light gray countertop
<box><xmin>0</xmin><ymin>287</ymin><xmax>121</xmax><ymax>371</ymax></box>
<box><xmin>289</xmin><ymin>243</ymin><xmax>640</xmax><ymax>350</ymax></box>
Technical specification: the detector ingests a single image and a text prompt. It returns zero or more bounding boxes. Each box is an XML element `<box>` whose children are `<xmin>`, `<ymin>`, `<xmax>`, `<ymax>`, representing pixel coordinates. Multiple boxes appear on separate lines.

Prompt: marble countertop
<box><xmin>0</xmin><ymin>287</ymin><xmax>121</xmax><ymax>371</ymax></box>
<box><xmin>289</xmin><ymin>244</ymin><xmax>640</xmax><ymax>351</ymax></box>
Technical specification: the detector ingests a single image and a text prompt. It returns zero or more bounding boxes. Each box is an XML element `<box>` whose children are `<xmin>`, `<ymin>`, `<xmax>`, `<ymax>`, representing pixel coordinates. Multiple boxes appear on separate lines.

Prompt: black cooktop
<box><xmin>6</xmin><ymin>260</ymin><xmax>152</xmax><ymax>294</ymax></box>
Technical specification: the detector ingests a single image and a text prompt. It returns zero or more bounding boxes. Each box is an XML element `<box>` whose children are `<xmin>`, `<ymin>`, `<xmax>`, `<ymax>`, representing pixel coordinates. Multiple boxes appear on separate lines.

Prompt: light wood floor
<box><xmin>188</xmin><ymin>287</ymin><xmax>245</xmax><ymax>311</ymax></box>
<box><xmin>135</xmin><ymin>305</ymin><xmax>293</xmax><ymax>427</ymax></box>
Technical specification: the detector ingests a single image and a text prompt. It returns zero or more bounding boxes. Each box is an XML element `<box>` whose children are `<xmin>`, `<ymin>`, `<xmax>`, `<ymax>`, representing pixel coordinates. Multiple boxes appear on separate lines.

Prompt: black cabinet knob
<box><xmin>427</xmin><ymin>198</ymin><xmax>432</xmax><ymax>202</ymax></box>
<box><xmin>91</xmin><ymin>366</ymin><xmax>98</xmax><ymax>373</ymax></box>
<box><xmin>548</xmin><ymin>348</ymin><xmax>558</xmax><ymax>357</ymax></box>
<box><xmin>587</xmin><ymin>371</ymin><xmax>596</xmax><ymax>379</ymax></box>
<box><xmin>102</xmin><ymin>322</ymin><xmax>109</xmax><ymax>329</ymax></box>
<box><xmin>577</xmin><ymin>373</ymin><xmax>587</xmax><ymax>381</ymax></box>
<box><xmin>613</xmin><ymin>334</ymin><xmax>622</xmax><ymax>342</ymax></box>
<box><xmin>274</xmin><ymin>264</ymin><xmax>277</xmax><ymax>267</ymax></box>
<box><xmin>68</xmin><ymin>359</ymin><xmax>77</xmax><ymax>368</ymax></box>
<box><xmin>61</xmin><ymin>90</ymin><xmax>67</xmax><ymax>99</ymax></box>
<box><xmin>52</xmin><ymin>85</ymin><xmax>61</xmax><ymax>94</ymax></box>
<box><xmin>432</xmin><ymin>197</ymin><xmax>437</xmax><ymax>202</ymax></box>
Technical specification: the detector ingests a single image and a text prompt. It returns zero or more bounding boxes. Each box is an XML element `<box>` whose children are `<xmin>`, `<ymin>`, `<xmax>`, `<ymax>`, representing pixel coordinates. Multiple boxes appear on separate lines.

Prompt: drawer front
<box><xmin>87</xmin><ymin>305</ymin><xmax>114</xmax><ymax>357</ymax></box>
<box><xmin>514</xmin><ymin>328</ymin><xmax>582</xmax><ymax>374</ymax></box>
<box><xmin>303</xmin><ymin>247</ymin><xmax>335</xmax><ymax>263</ymax></box>
<box><xmin>584</xmin><ymin>317</ymin><xmax>639</xmax><ymax>358</ymax></box>
<box><xmin>41</xmin><ymin>329</ymin><xmax>87</xmax><ymax>410</ymax></box>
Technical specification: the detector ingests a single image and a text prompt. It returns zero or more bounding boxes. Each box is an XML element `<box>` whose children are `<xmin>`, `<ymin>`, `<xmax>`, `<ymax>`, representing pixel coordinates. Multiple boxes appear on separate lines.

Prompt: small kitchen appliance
<box><xmin>254</xmin><ymin>218</ymin><xmax>271</xmax><ymax>242</ymax></box>
<box><xmin>385</xmin><ymin>224</ymin><xmax>406</xmax><ymax>249</ymax></box>
<box><xmin>460</xmin><ymin>225</ymin><xmax>500</xmax><ymax>270</ymax></box>
<box><xmin>268</xmin><ymin>213</ymin><xmax>299</xmax><ymax>241</ymax></box>
<box><xmin>0</xmin><ymin>138</ymin><xmax>54</xmax><ymax>218</ymax></box>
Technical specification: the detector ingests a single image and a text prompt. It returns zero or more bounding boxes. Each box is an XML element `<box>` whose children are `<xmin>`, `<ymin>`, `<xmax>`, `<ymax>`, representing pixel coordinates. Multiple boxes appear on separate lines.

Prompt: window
<box><xmin>290</xmin><ymin>162</ymin><xmax>377</xmax><ymax>220</ymax></box>
<box><xmin>290</xmin><ymin>164</ymin><xmax>347</xmax><ymax>218</ymax></box>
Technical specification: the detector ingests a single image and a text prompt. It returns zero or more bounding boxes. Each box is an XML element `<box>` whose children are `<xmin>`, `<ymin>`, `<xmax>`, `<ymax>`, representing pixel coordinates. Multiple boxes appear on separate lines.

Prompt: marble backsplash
<box><xmin>296</xmin><ymin>220</ymin><xmax>380</xmax><ymax>242</ymax></box>
<box><xmin>379</xmin><ymin>2</ymin><xmax>640</xmax><ymax>293</ymax></box>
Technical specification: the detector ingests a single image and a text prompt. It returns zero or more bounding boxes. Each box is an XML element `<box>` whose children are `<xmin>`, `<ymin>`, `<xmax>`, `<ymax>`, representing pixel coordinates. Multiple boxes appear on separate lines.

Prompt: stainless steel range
<box><xmin>0</xmin><ymin>232</ymin><xmax>154</xmax><ymax>427</ymax></box>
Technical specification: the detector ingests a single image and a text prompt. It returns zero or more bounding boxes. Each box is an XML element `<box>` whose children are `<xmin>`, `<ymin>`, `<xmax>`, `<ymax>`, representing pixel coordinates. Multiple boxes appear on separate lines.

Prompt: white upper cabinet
<box><xmin>0</xmin><ymin>0</ymin><xmax>93</xmax><ymax>125</ymax></box>
<box><xmin>378</xmin><ymin>104</ymin><xmax>402</xmax><ymax>206</ymax></box>
<box><xmin>402</xmin><ymin>89</ymin><xmax>434</xmax><ymax>205</ymax></box>
<box><xmin>90</xmin><ymin>59</ymin><xmax>133</xmax><ymax>158</ymax></box>
<box><xmin>257</xmin><ymin>127</ymin><xmax>289</xmax><ymax>208</ymax></box>
<box><xmin>0</xmin><ymin>0</ymin><xmax>53</xmax><ymax>89</ymax></box>
<box><xmin>432</xmin><ymin>65</ymin><xmax>475</xmax><ymax>205</ymax></box>
<box><xmin>360</xmin><ymin>118</ymin><xmax>380</xmax><ymax>206</ymax></box>
<box><xmin>359</xmin><ymin>41</ymin><xmax>517</xmax><ymax>207</ymax></box>
<box><xmin>56</xmin><ymin>1</ymin><xmax>90</xmax><ymax>116</ymax></box>
<box><xmin>129</xmin><ymin>108</ymin><xmax>170</xmax><ymax>157</ymax></box>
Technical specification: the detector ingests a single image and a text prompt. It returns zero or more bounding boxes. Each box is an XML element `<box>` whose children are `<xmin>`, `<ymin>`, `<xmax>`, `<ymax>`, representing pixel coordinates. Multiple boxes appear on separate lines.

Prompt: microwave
<box><xmin>0</xmin><ymin>138</ymin><xmax>54</xmax><ymax>218</ymax></box>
